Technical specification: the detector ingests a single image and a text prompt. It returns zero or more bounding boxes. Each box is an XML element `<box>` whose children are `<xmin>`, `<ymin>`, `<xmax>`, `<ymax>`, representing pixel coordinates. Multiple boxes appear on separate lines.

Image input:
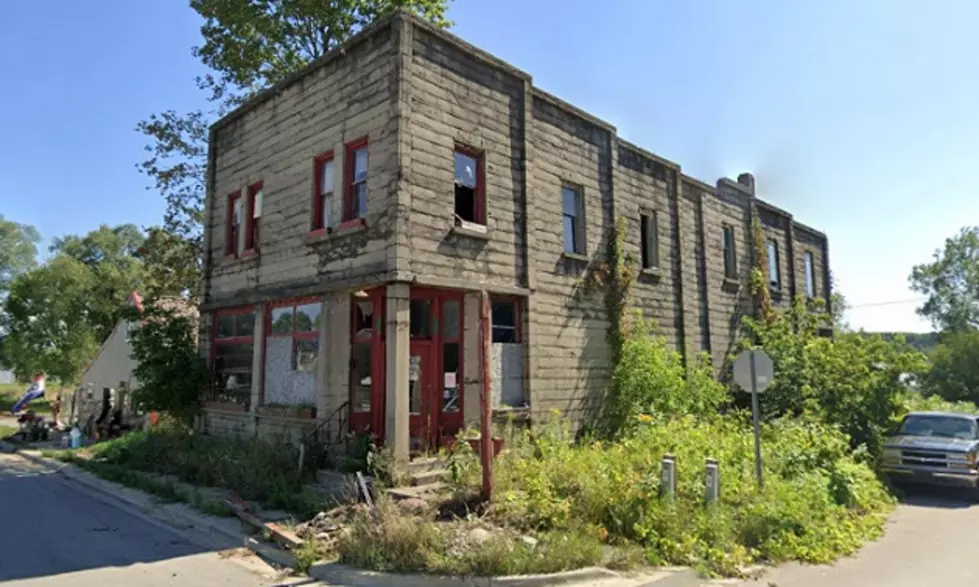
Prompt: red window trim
<box><xmin>490</xmin><ymin>295</ymin><xmax>523</xmax><ymax>343</ymax></box>
<box><xmin>244</xmin><ymin>181</ymin><xmax>262</xmax><ymax>255</ymax></box>
<box><xmin>343</xmin><ymin>137</ymin><xmax>369</xmax><ymax>225</ymax></box>
<box><xmin>225</xmin><ymin>191</ymin><xmax>242</xmax><ymax>257</ymax></box>
<box><xmin>311</xmin><ymin>151</ymin><xmax>335</xmax><ymax>234</ymax></box>
<box><xmin>349</xmin><ymin>290</ymin><xmax>385</xmax><ymax>425</ymax></box>
<box><xmin>210</xmin><ymin>306</ymin><xmax>256</xmax><ymax>366</ymax></box>
<box><xmin>351</xmin><ymin>290</ymin><xmax>384</xmax><ymax>344</ymax></box>
<box><xmin>266</xmin><ymin>297</ymin><xmax>322</xmax><ymax>341</ymax></box>
<box><xmin>454</xmin><ymin>144</ymin><xmax>486</xmax><ymax>226</ymax></box>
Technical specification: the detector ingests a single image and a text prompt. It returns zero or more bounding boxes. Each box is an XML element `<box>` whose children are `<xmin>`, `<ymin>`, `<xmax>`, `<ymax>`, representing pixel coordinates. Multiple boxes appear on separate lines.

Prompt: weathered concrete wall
<box><xmin>204</xmin><ymin>25</ymin><xmax>398</xmax><ymax>309</ymax></box>
<box><xmin>199</xmin><ymin>12</ymin><xmax>832</xmax><ymax>441</ymax></box>
<box><xmin>527</xmin><ymin>90</ymin><xmax>615</xmax><ymax>425</ymax></box>
<box><xmin>757</xmin><ymin>204</ymin><xmax>794</xmax><ymax>307</ymax></box>
<box><xmin>615</xmin><ymin>142</ymin><xmax>680</xmax><ymax>348</ymax></box>
<box><xmin>793</xmin><ymin>224</ymin><xmax>829</xmax><ymax>304</ymax></box>
<box><xmin>405</xmin><ymin>27</ymin><xmax>529</xmax><ymax>290</ymax></box>
<box><xmin>704</xmin><ymin>180</ymin><xmax>755</xmax><ymax>372</ymax></box>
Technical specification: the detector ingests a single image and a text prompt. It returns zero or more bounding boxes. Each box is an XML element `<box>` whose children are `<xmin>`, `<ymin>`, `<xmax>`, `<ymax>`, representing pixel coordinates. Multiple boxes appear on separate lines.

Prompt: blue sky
<box><xmin>3</xmin><ymin>0</ymin><xmax>977</xmax><ymax>333</ymax></box>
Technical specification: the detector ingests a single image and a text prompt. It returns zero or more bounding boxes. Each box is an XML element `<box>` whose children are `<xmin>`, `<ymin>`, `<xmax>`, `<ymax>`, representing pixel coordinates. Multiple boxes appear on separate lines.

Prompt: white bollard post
<box><xmin>705</xmin><ymin>458</ymin><xmax>720</xmax><ymax>504</ymax></box>
<box><xmin>660</xmin><ymin>454</ymin><xmax>677</xmax><ymax>500</ymax></box>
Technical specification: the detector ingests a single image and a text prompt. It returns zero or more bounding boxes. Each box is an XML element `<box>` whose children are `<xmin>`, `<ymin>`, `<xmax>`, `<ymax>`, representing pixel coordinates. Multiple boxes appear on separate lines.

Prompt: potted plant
<box><xmin>459</xmin><ymin>427</ymin><xmax>504</xmax><ymax>459</ymax></box>
<box><xmin>296</xmin><ymin>404</ymin><xmax>317</xmax><ymax>419</ymax></box>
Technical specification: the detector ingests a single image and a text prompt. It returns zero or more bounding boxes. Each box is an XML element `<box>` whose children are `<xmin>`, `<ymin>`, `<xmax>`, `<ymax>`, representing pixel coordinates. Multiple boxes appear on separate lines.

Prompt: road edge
<box><xmin>0</xmin><ymin>442</ymin><xmax>713</xmax><ymax>587</ymax></box>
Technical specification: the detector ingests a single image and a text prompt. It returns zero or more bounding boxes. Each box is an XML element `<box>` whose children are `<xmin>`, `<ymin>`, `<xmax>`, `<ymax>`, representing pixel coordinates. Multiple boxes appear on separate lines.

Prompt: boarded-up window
<box><xmin>263</xmin><ymin>300</ymin><xmax>321</xmax><ymax>406</ymax></box>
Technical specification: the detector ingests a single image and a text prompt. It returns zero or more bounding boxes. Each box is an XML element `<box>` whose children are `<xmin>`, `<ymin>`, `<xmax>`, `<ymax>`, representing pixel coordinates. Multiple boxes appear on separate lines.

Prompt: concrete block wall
<box><xmin>199</xmin><ymin>11</ymin><xmax>832</xmax><ymax>440</ymax></box>
<box><xmin>202</xmin><ymin>24</ymin><xmax>400</xmax><ymax>310</ymax></box>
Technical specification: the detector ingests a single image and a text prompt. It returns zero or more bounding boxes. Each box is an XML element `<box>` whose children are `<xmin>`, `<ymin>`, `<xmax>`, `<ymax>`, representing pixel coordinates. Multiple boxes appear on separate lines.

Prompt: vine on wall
<box><xmin>748</xmin><ymin>214</ymin><xmax>777</xmax><ymax>326</ymax></box>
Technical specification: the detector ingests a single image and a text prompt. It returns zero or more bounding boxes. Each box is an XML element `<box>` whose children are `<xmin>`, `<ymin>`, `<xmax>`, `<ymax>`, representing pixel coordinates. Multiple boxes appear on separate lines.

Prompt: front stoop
<box><xmin>406</xmin><ymin>456</ymin><xmax>448</xmax><ymax>487</ymax></box>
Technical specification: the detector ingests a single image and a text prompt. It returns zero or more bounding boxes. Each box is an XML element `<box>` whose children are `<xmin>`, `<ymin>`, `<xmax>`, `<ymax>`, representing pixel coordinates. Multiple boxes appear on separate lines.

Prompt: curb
<box><xmin>309</xmin><ymin>563</ymin><xmax>702</xmax><ymax>587</ymax></box>
<box><xmin>308</xmin><ymin>564</ymin><xmax>621</xmax><ymax>587</ymax></box>
<box><xmin>0</xmin><ymin>443</ymin><xmax>708</xmax><ymax>587</ymax></box>
<box><xmin>0</xmin><ymin>443</ymin><xmax>251</xmax><ymax>552</ymax></box>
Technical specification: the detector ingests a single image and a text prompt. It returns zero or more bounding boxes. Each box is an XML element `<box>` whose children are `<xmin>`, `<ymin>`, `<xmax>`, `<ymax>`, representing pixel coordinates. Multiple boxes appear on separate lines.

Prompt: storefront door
<box><xmin>409</xmin><ymin>288</ymin><xmax>465</xmax><ymax>452</ymax></box>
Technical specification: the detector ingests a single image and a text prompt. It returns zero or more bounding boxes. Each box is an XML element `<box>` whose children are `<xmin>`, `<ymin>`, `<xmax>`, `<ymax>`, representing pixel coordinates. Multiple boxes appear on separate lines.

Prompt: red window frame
<box><xmin>454</xmin><ymin>145</ymin><xmax>486</xmax><ymax>225</ymax></box>
<box><xmin>341</xmin><ymin>137</ymin><xmax>369</xmax><ymax>229</ymax></box>
<box><xmin>490</xmin><ymin>295</ymin><xmax>523</xmax><ymax>343</ymax></box>
<box><xmin>225</xmin><ymin>191</ymin><xmax>242</xmax><ymax>257</ymax></box>
<box><xmin>210</xmin><ymin>306</ymin><xmax>256</xmax><ymax>407</ymax></box>
<box><xmin>311</xmin><ymin>151</ymin><xmax>335</xmax><ymax>235</ymax></box>
<box><xmin>263</xmin><ymin>298</ymin><xmax>322</xmax><ymax>404</ymax></box>
<box><xmin>349</xmin><ymin>289</ymin><xmax>386</xmax><ymax>436</ymax></box>
<box><xmin>244</xmin><ymin>181</ymin><xmax>262</xmax><ymax>255</ymax></box>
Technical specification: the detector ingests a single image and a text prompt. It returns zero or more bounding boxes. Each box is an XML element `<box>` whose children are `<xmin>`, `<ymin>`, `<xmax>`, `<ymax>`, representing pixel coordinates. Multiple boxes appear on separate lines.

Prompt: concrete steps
<box><xmin>406</xmin><ymin>456</ymin><xmax>448</xmax><ymax>487</ymax></box>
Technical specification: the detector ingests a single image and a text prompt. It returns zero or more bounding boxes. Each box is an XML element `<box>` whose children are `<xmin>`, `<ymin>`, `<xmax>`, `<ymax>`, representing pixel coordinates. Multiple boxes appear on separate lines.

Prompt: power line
<box><xmin>847</xmin><ymin>297</ymin><xmax>925</xmax><ymax>309</ymax></box>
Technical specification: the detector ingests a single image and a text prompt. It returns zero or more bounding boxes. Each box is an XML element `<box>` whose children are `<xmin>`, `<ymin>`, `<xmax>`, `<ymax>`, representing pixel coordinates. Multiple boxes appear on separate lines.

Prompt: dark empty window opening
<box><xmin>640</xmin><ymin>212</ymin><xmax>658</xmax><ymax>270</ymax></box>
<box><xmin>454</xmin><ymin>148</ymin><xmax>483</xmax><ymax>225</ymax></box>
<box><xmin>410</xmin><ymin>299</ymin><xmax>432</xmax><ymax>340</ymax></box>
<box><xmin>722</xmin><ymin>225</ymin><xmax>737</xmax><ymax>279</ymax></box>
<box><xmin>562</xmin><ymin>185</ymin><xmax>584</xmax><ymax>254</ymax></box>
<box><xmin>491</xmin><ymin>297</ymin><xmax>520</xmax><ymax>343</ymax></box>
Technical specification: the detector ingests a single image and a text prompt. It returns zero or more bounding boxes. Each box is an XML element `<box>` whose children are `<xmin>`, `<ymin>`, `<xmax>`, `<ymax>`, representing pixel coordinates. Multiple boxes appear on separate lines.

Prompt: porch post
<box><xmin>315</xmin><ymin>294</ymin><xmax>330</xmax><ymax>425</ymax></box>
<box><xmin>385</xmin><ymin>282</ymin><xmax>411</xmax><ymax>461</ymax></box>
<box><xmin>323</xmin><ymin>292</ymin><xmax>350</xmax><ymax>437</ymax></box>
<box><xmin>248</xmin><ymin>302</ymin><xmax>264</xmax><ymax>437</ymax></box>
<box><xmin>463</xmin><ymin>291</ymin><xmax>483</xmax><ymax>426</ymax></box>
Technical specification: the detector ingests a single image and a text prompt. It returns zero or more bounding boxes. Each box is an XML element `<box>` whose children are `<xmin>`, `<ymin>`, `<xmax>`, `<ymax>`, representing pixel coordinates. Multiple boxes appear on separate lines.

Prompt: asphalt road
<box><xmin>0</xmin><ymin>453</ymin><xmax>278</xmax><ymax>586</ymax></box>
<box><xmin>722</xmin><ymin>485</ymin><xmax>979</xmax><ymax>587</ymax></box>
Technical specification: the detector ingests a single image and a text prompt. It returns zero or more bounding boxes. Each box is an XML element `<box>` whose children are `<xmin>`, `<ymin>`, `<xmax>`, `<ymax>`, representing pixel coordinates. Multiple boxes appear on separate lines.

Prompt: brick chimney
<box><xmin>737</xmin><ymin>173</ymin><xmax>755</xmax><ymax>192</ymax></box>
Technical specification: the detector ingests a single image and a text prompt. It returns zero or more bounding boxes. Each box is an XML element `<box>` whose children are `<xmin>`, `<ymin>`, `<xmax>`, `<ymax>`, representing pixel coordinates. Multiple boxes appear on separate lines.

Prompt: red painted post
<box><xmin>479</xmin><ymin>290</ymin><xmax>493</xmax><ymax>500</ymax></box>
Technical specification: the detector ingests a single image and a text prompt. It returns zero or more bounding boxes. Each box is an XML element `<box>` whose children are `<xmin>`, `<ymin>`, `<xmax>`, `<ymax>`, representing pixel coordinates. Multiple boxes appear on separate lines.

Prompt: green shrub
<box><xmin>742</xmin><ymin>297</ymin><xmax>929</xmax><ymax>459</ymax></box>
<box><xmin>483</xmin><ymin>413</ymin><xmax>893</xmax><ymax>575</ymax></box>
<box><xmin>599</xmin><ymin>317</ymin><xmax>729</xmax><ymax>438</ymax></box>
<box><xmin>79</xmin><ymin>427</ymin><xmax>318</xmax><ymax>513</ymax></box>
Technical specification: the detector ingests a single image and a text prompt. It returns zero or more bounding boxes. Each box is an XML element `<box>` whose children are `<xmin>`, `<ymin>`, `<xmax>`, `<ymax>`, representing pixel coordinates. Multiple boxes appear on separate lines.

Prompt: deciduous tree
<box><xmin>909</xmin><ymin>226</ymin><xmax>979</xmax><ymax>332</ymax></box>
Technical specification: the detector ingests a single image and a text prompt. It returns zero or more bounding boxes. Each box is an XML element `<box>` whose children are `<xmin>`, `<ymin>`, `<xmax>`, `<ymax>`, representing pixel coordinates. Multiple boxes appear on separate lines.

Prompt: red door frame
<box><xmin>409</xmin><ymin>287</ymin><xmax>465</xmax><ymax>451</ymax></box>
<box><xmin>349</xmin><ymin>288</ymin><xmax>386</xmax><ymax>439</ymax></box>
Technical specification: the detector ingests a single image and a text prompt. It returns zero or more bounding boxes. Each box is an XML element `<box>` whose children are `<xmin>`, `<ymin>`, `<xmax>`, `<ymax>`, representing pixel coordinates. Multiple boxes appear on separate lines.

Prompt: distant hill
<box><xmin>862</xmin><ymin>331</ymin><xmax>940</xmax><ymax>353</ymax></box>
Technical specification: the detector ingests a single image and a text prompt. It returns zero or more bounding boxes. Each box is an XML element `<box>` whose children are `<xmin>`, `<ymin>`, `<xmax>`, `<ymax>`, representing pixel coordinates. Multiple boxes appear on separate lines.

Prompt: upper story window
<box><xmin>312</xmin><ymin>152</ymin><xmax>335</xmax><ymax>232</ymax></box>
<box><xmin>344</xmin><ymin>138</ymin><xmax>368</xmax><ymax>223</ymax></box>
<box><xmin>722</xmin><ymin>224</ymin><xmax>737</xmax><ymax>279</ymax></box>
<box><xmin>804</xmin><ymin>251</ymin><xmax>816</xmax><ymax>298</ymax></box>
<box><xmin>766</xmin><ymin>239</ymin><xmax>781</xmax><ymax>289</ymax></box>
<box><xmin>454</xmin><ymin>147</ymin><xmax>485</xmax><ymax>225</ymax></box>
<box><xmin>562</xmin><ymin>185</ymin><xmax>585</xmax><ymax>255</ymax></box>
<box><xmin>639</xmin><ymin>211</ymin><xmax>659</xmax><ymax>270</ymax></box>
<box><xmin>244</xmin><ymin>182</ymin><xmax>263</xmax><ymax>254</ymax></box>
<box><xmin>226</xmin><ymin>191</ymin><xmax>242</xmax><ymax>257</ymax></box>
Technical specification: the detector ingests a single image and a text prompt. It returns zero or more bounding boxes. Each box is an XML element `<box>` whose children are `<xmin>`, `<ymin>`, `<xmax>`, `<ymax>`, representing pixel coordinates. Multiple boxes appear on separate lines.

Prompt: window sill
<box><xmin>220</xmin><ymin>252</ymin><xmax>259</xmax><ymax>267</ymax></box>
<box><xmin>306</xmin><ymin>219</ymin><xmax>367</xmax><ymax>245</ymax></box>
<box><xmin>722</xmin><ymin>277</ymin><xmax>740</xmax><ymax>288</ymax></box>
<box><xmin>562</xmin><ymin>251</ymin><xmax>589</xmax><ymax>263</ymax></box>
<box><xmin>640</xmin><ymin>266</ymin><xmax>662</xmax><ymax>278</ymax></box>
<box><xmin>451</xmin><ymin>221</ymin><xmax>490</xmax><ymax>240</ymax></box>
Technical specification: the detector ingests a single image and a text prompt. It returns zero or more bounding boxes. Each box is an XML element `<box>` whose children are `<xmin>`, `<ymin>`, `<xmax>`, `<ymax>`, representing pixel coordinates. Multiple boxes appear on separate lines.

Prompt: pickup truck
<box><xmin>881</xmin><ymin>411</ymin><xmax>979</xmax><ymax>490</ymax></box>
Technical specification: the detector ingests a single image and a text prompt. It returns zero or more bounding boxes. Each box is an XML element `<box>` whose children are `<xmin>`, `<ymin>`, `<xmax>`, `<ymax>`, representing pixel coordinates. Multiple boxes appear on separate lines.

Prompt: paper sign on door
<box><xmin>443</xmin><ymin>372</ymin><xmax>457</xmax><ymax>389</ymax></box>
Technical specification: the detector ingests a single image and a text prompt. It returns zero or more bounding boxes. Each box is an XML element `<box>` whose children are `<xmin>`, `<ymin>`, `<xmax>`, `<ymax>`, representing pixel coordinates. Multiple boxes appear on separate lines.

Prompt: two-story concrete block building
<box><xmin>198</xmin><ymin>11</ymin><xmax>831</xmax><ymax>460</ymax></box>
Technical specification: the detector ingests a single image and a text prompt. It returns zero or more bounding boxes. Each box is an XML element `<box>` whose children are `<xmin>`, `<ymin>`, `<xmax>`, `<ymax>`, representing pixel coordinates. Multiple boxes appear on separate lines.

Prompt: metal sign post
<box><xmin>732</xmin><ymin>349</ymin><xmax>774</xmax><ymax>489</ymax></box>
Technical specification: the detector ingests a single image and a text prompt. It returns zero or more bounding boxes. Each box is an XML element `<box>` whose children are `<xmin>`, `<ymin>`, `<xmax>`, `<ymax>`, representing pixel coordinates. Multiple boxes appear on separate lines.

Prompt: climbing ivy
<box><xmin>748</xmin><ymin>214</ymin><xmax>776</xmax><ymax>325</ymax></box>
<box><xmin>580</xmin><ymin>217</ymin><xmax>636</xmax><ymax>365</ymax></box>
